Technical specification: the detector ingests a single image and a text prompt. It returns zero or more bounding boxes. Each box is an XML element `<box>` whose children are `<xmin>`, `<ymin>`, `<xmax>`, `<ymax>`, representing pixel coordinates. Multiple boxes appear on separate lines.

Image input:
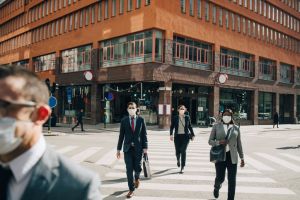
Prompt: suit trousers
<box><xmin>72</xmin><ymin>121</ymin><xmax>83</xmax><ymax>131</ymax></box>
<box><xmin>124</xmin><ymin>146</ymin><xmax>142</xmax><ymax>191</ymax></box>
<box><xmin>214</xmin><ymin>151</ymin><xmax>237</xmax><ymax>200</ymax></box>
<box><xmin>174</xmin><ymin>134</ymin><xmax>190</xmax><ymax>168</ymax></box>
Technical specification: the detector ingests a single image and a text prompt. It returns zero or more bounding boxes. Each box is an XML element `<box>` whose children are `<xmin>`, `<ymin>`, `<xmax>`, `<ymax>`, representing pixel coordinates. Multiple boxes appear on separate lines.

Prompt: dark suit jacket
<box><xmin>77</xmin><ymin>112</ymin><xmax>83</xmax><ymax>122</ymax></box>
<box><xmin>170</xmin><ymin>115</ymin><xmax>195</xmax><ymax>137</ymax></box>
<box><xmin>21</xmin><ymin>148</ymin><xmax>101</xmax><ymax>200</ymax></box>
<box><xmin>117</xmin><ymin>116</ymin><xmax>148</xmax><ymax>153</ymax></box>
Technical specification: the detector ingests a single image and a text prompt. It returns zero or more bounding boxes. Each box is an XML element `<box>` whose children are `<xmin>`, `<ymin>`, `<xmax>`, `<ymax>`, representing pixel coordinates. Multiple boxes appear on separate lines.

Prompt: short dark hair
<box><xmin>222</xmin><ymin>109</ymin><xmax>234</xmax><ymax>124</ymax></box>
<box><xmin>0</xmin><ymin>65</ymin><xmax>49</xmax><ymax>104</ymax></box>
<box><xmin>127</xmin><ymin>102</ymin><xmax>137</xmax><ymax>108</ymax></box>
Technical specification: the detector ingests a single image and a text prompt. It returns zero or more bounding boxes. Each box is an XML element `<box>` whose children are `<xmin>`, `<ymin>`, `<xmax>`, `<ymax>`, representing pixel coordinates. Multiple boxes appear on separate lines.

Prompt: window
<box><xmin>243</xmin><ymin>17</ymin><xmax>246</xmax><ymax>34</ymax></box>
<box><xmin>252</xmin><ymin>22</ymin><xmax>256</xmax><ymax>37</ymax></box>
<box><xmin>136</xmin><ymin>0</ymin><xmax>141</xmax><ymax>8</ymax></box>
<box><xmin>98</xmin><ymin>1</ymin><xmax>102</xmax><ymax>21</ymax></box>
<box><xmin>280</xmin><ymin>63</ymin><xmax>293</xmax><ymax>83</ymax></box>
<box><xmin>112</xmin><ymin>0</ymin><xmax>116</xmax><ymax>16</ymax></box>
<box><xmin>249</xmin><ymin>0</ymin><xmax>252</xmax><ymax>10</ymax></box>
<box><xmin>254</xmin><ymin>0</ymin><xmax>257</xmax><ymax>12</ymax></box>
<box><xmin>212</xmin><ymin>5</ymin><xmax>216</xmax><ymax>24</ymax></box>
<box><xmin>145</xmin><ymin>0</ymin><xmax>150</xmax><ymax>6</ymax></box>
<box><xmin>263</xmin><ymin>1</ymin><xmax>266</xmax><ymax>17</ymax></box>
<box><xmin>74</xmin><ymin>12</ymin><xmax>78</xmax><ymax>29</ymax></box>
<box><xmin>69</xmin><ymin>14</ymin><xmax>73</xmax><ymax>31</ymax></box>
<box><xmin>205</xmin><ymin>1</ymin><xmax>209</xmax><ymax>21</ymax></box>
<box><xmin>55</xmin><ymin>20</ymin><xmax>59</xmax><ymax>35</ymax></box>
<box><xmin>60</xmin><ymin>18</ymin><xmax>63</xmax><ymax>34</ymax></box>
<box><xmin>120</xmin><ymin>0</ymin><xmax>124</xmax><ymax>14</ymax></box>
<box><xmin>219</xmin><ymin>7</ymin><xmax>222</xmax><ymax>26</ymax></box>
<box><xmin>105</xmin><ymin>0</ymin><xmax>108</xmax><ymax>18</ymax></box>
<box><xmin>268</xmin><ymin>4</ymin><xmax>271</xmax><ymax>19</ymax></box>
<box><xmin>181</xmin><ymin>0</ymin><xmax>186</xmax><ymax>13</ymax></box>
<box><xmin>258</xmin><ymin>92</ymin><xmax>274</xmax><ymax>120</ymax></box>
<box><xmin>248</xmin><ymin>19</ymin><xmax>251</xmax><ymax>36</ymax></box>
<box><xmin>64</xmin><ymin>16</ymin><xmax>68</xmax><ymax>32</ymax></box>
<box><xmin>79</xmin><ymin>10</ymin><xmax>83</xmax><ymax>27</ymax></box>
<box><xmin>85</xmin><ymin>7</ymin><xmax>89</xmax><ymax>26</ymax></box>
<box><xmin>244</xmin><ymin>0</ymin><xmax>247</xmax><ymax>7</ymax></box>
<box><xmin>259</xmin><ymin>0</ymin><xmax>262</xmax><ymax>14</ymax></box>
<box><xmin>197</xmin><ymin>0</ymin><xmax>201</xmax><ymax>18</ymax></box>
<box><xmin>190</xmin><ymin>0</ymin><xmax>194</xmax><ymax>16</ymax></box>
<box><xmin>231</xmin><ymin>13</ymin><xmax>235</xmax><ymax>31</ymax></box>
<box><xmin>33</xmin><ymin>53</ymin><xmax>56</xmax><ymax>72</ymax></box>
<box><xmin>128</xmin><ymin>0</ymin><xmax>133</xmax><ymax>11</ymax></box>
<box><xmin>257</xmin><ymin>24</ymin><xmax>260</xmax><ymax>39</ymax></box>
<box><xmin>91</xmin><ymin>5</ymin><xmax>95</xmax><ymax>23</ymax></box>
<box><xmin>225</xmin><ymin>10</ymin><xmax>229</xmax><ymax>29</ymax></box>
<box><xmin>237</xmin><ymin>15</ymin><xmax>241</xmax><ymax>32</ymax></box>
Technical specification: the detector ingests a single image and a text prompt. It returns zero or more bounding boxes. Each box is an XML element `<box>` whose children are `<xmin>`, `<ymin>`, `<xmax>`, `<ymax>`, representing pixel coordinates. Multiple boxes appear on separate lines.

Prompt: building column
<box><xmin>212</xmin><ymin>86</ymin><xmax>220</xmax><ymax>118</ymax></box>
<box><xmin>275</xmin><ymin>60</ymin><xmax>280</xmax><ymax>83</ymax></box>
<box><xmin>275</xmin><ymin>93</ymin><xmax>280</xmax><ymax>113</ymax></box>
<box><xmin>90</xmin><ymin>83</ymin><xmax>101</xmax><ymax>125</ymax></box>
<box><xmin>158</xmin><ymin>81</ymin><xmax>172</xmax><ymax>129</ymax></box>
<box><xmin>214</xmin><ymin>44</ymin><xmax>221</xmax><ymax>72</ymax></box>
<box><xmin>254</xmin><ymin>55</ymin><xmax>259</xmax><ymax>80</ymax></box>
<box><xmin>293</xmin><ymin>94</ymin><xmax>297</xmax><ymax>123</ymax></box>
<box><xmin>252</xmin><ymin>89</ymin><xmax>259</xmax><ymax>125</ymax></box>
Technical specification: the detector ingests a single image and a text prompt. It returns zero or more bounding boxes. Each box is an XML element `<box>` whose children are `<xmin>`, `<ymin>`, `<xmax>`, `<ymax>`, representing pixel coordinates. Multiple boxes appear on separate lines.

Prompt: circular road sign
<box><xmin>49</xmin><ymin>96</ymin><xmax>57</xmax><ymax>108</ymax></box>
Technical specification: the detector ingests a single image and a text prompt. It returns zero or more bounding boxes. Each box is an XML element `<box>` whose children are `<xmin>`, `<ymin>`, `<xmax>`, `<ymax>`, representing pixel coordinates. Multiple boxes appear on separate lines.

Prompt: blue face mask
<box><xmin>0</xmin><ymin>117</ymin><xmax>22</xmax><ymax>155</ymax></box>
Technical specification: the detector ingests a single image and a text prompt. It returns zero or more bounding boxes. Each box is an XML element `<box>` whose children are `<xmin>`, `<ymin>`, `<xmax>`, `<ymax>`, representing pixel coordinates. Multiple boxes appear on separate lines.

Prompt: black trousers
<box><xmin>214</xmin><ymin>151</ymin><xmax>237</xmax><ymax>200</ymax></box>
<box><xmin>72</xmin><ymin>121</ymin><xmax>84</xmax><ymax>131</ymax></box>
<box><xmin>124</xmin><ymin>146</ymin><xmax>142</xmax><ymax>191</ymax></box>
<box><xmin>174</xmin><ymin>134</ymin><xmax>190</xmax><ymax>168</ymax></box>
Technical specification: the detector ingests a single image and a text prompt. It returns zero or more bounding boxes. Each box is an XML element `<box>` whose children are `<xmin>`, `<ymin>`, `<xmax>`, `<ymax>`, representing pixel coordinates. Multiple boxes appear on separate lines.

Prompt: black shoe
<box><xmin>81</xmin><ymin>130</ymin><xmax>85</xmax><ymax>132</ymax></box>
<box><xmin>213</xmin><ymin>188</ymin><xmax>219</xmax><ymax>198</ymax></box>
<box><xmin>180</xmin><ymin>167</ymin><xmax>184</xmax><ymax>174</ymax></box>
<box><xmin>71</xmin><ymin>128</ymin><xmax>74</xmax><ymax>132</ymax></box>
<box><xmin>177</xmin><ymin>160</ymin><xmax>180</xmax><ymax>167</ymax></box>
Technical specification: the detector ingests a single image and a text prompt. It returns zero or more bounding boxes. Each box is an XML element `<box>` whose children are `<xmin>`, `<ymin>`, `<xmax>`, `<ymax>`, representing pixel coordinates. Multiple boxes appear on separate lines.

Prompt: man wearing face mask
<box><xmin>208</xmin><ymin>109</ymin><xmax>245</xmax><ymax>200</ymax></box>
<box><xmin>0</xmin><ymin>65</ymin><xmax>101</xmax><ymax>200</ymax></box>
<box><xmin>116</xmin><ymin>102</ymin><xmax>148</xmax><ymax>198</ymax></box>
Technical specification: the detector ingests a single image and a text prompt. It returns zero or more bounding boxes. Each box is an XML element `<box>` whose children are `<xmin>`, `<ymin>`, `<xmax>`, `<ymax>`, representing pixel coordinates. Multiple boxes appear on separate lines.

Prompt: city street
<box><xmin>44</xmin><ymin>124</ymin><xmax>300</xmax><ymax>200</ymax></box>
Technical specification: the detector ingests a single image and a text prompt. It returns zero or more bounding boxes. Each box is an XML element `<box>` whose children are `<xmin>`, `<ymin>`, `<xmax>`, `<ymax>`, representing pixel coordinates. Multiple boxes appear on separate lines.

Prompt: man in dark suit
<box><xmin>72</xmin><ymin>109</ymin><xmax>85</xmax><ymax>132</ymax></box>
<box><xmin>0</xmin><ymin>65</ymin><xmax>101</xmax><ymax>200</ymax></box>
<box><xmin>116</xmin><ymin>102</ymin><xmax>148</xmax><ymax>198</ymax></box>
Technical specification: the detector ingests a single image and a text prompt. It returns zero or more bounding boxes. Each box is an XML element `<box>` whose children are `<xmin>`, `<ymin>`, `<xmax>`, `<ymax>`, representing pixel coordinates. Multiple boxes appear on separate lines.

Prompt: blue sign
<box><xmin>66</xmin><ymin>87</ymin><xmax>72</xmax><ymax>104</ymax></box>
<box><xmin>106</xmin><ymin>92</ymin><xmax>114</xmax><ymax>101</ymax></box>
<box><xmin>49</xmin><ymin>96</ymin><xmax>57</xmax><ymax>108</ymax></box>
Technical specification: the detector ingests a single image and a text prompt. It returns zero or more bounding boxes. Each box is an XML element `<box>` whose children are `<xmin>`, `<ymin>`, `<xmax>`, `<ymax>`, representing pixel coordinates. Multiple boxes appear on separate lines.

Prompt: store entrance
<box><xmin>279</xmin><ymin>94</ymin><xmax>294</xmax><ymax>124</ymax></box>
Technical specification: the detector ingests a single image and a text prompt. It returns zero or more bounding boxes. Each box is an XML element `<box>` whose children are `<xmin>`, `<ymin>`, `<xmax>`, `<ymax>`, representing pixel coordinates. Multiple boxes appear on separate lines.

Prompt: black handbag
<box><xmin>210</xmin><ymin>127</ymin><xmax>231</xmax><ymax>163</ymax></box>
<box><xmin>143</xmin><ymin>154</ymin><xmax>151</xmax><ymax>179</ymax></box>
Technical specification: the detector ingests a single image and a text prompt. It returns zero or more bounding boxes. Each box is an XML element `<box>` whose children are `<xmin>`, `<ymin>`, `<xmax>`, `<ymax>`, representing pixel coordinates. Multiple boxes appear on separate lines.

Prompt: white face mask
<box><xmin>223</xmin><ymin>116</ymin><xmax>232</xmax><ymax>124</ymax></box>
<box><xmin>128</xmin><ymin>109</ymin><xmax>137</xmax><ymax>116</ymax></box>
<box><xmin>179</xmin><ymin>110</ymin><xmax>185</xmax><ymax>115</ymax></box>
<box><xmin>0</xmin><ymin>117</ymin><xmax>22</xmax><ymax>155</ymax></box>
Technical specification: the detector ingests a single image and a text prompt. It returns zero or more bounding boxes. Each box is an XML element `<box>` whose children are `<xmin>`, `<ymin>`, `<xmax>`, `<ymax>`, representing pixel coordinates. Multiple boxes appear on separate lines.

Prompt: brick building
<box><xmin>0</xmin><ymin>0</ymin><xmax>299</xmax><ymax>128</ymax></box>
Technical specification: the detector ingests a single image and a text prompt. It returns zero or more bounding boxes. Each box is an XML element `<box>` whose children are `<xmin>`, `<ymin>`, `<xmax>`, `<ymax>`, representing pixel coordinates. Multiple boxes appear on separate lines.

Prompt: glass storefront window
<box><xmin>33</xmin><ymin>53</ymin><xmax>56</xmax><ymax>72</ymax></box>
<box><xmin>220</xmin><ymin>88</ymin><xmax>252</xmax><ymax>120</ymax></box>
<box><xmin>258</xmin><ymin>92</ymin><xmax>274</xmax><ymax>119</ymax></box>
<box><xmin>100</xmin><ymin>30</ymin><xmax>162</xmax><ymax>67</ymax></box>
<box><xmin>280</xmin><ymin>63</ymin><xmax>293</xmax><ymax>84</ymax></box>
<box><xmin>61</xmin><ymin>45</ymin><xmax>92</xmax><ymax>73</ymax></box>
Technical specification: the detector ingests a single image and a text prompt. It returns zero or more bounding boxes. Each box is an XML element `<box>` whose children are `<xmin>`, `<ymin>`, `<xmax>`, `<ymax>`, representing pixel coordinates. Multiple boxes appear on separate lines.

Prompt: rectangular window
<box><xmin>248</xmin><ymin>19</ymin><xmax>251</xmax><ymax>36</ymax></box>
<box><xmin>128</xmin><ymin>0</ymin><xmax>133</xmax><ymax>11</ymax></box>
<box><xmin>243</xmin><ymin>17</ymin><xmax>246</xmax><ymax>34</ymax></box>
<box><xmin>257</xmin><ymin>24</ymin><xmax>260</xmax><ymax>39</ymax></box>
<box><xmin>85</xmin><ymin>7</ymin><xmax>89</xmax><ymax>26</ymax></box>
<box><xmin>237</xmin><ymin>15</ymin><xmax>240</xmax><ymax>32</ymax></box>
<box><xmin>263</xmin><ymin>1</ymin><xmax>266</xmax><ymax>17</ymax></box>
<box><xmin>205</xmin><ymin>2</ymin><xmax>209</xmax><ymax>21</ymax></box>
<box><xmin>60</xmin><ymin>18</ymin><xmax>63</xmax><ymax>34</ymax></box>
<box><xmin>219</xmin><ymin>7</ymin><xmax>222</xmax><ymax>26</ymax></box>
<box><xmin>254</xmin><ymin>0</ymin><xmax>257</xmax><ymax>12</ymax></box>
<box><xmin>225</xmin><ymin>10</ymin><xmax>229</xmax><ymax>29</ymax></box>
<box><xmin>252</xmin><ymin>22</ymin><xmax>256</xmax><ymax>37</ymax></box>
<box><xmin>68</xmin><ymin>0</ymin><xmax>71</xmax><ymax>5</ymax></box>
<box><xmin>250</xmin><ymin>0</ymin><xmax>252</xmax><ymax>10</ymax></box>
<box><xmin>145</xmin><ymin>0</ymin><xmax>150</xmax><ymax>6</ymax></box>
<box><xmin>74</xmin><ymin>12</ymin><xmax>78</xmax><ymax>29</ymax></box>
<box><xmin>69</xmin><ymin>14</ymin><xmax>73</xmax><ymax>31</ymax></box>
<box><xmin>197</xmin><ymin>0</ymin><xmax>201</xmax><ymax>18</ymax></box>
<box><xmin>64</xmin><ymin>16</ymin><xmax>68</xmax><ymax>32</ymax></box>
<box><xmin>54</xmin><ymin>0</ymin><xmax>57</xmax><ymax>11</ymax></box>
<box><xmin>272</xmin><ymin>6</ymin><xmax>275</xmax><ymax>21</ymax></box>
<box><xmin>120</xmin><ymin>0</ymin><xmax>124</xmax><ymax>14</ymax></box>
<box><xmin>112</xmin><ymin>0</ymin><xmax>116</xmax><ymax>16</ymax></box>
<box><xmin>231</xmin><ymin>13</ymin><xmax>235</xmax><ymax>31</ymax></box>
<box><xmin>268</xmin><ymin>4</ymin><xmax>271</xmax><ymax>19</ymax></box>
<box><xmin>105</xmin><ymin>0</ymin><xmax>108</xmax><ymax>18</ymax></box>
<box><xmin>136</xmin><ymin>0</ymin><xmax>141</xmax><ymax>8</ymax></box>
<box><xmin>212</xmin><ymin>5</ymin><xmax>216</xmax><ymax>24</ymax></box>
<box><xmin>190</xmin><ymin>0</ymin><xmax>194</xmax><ymax>16</ymax></box>
<box><xmin>98</xmin><ymin>1</ymin><xmax>102</xmax><ymax>21</ymax></box>
<box><xmin>79</xmin><ymin>10</ymin><xmax>83</xmax><ymax>27</ymax></box>
<box><xmin>259</xmin><ymin>0</ymin><xmax>262</xmax><ymax>15</ymax></box>
<box><xmin>244</xmin><ymin>0</ymin><xmax>247</xmax><ymax>7</ymax></box>
<box><xmin>56</xmin><ymin>20</ymin><xmax>59</xmax><ymax>35</ymax></box>
<box><xmin>181</xmin><ymin>0</ymin><xmax>186</xmax><ymax>13</ymax></box>
<box><xmin>91</xmin><ymin>5</ymin><xmax>95</xmax><ymax>23</ymax></box>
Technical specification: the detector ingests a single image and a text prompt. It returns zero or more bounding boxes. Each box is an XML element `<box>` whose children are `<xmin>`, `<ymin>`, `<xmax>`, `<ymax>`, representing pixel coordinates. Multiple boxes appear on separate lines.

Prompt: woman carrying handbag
<box><xmin>208</xmin><ymin>109</ymin><xmax>245</xmax><ymax>200</ymax></box>
<box><xmin>170</xmin><ymin>105</ymin><xmax>195</xmax><ymax>174</ymax></box>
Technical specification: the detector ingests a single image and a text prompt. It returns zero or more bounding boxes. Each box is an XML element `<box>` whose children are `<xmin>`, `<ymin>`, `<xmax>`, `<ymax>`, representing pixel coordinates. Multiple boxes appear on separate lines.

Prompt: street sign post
<box><xmin>48</xmin><ymin>95</ymin><xmax>57</xmax><ymax>134</ymax></box>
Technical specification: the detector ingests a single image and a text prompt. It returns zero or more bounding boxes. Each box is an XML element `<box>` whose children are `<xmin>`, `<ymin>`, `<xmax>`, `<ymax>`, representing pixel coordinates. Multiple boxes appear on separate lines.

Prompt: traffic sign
<box><xmin>49</xmin><ymin>96</ymin><xmax>57</xmax><ymax>108</ymax></box>
<box><xmin>66</xmin><ymin>87</ymin><xmax>72</xmax><ymax>104</ymax></box>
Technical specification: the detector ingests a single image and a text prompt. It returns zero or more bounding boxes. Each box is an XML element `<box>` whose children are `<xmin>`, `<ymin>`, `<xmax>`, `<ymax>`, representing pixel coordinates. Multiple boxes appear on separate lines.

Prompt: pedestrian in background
<box><xmin>170</xmin><ymin>105</ymin><xmax>195</xmax><ymax>174</ymax></box>
<box><xmin>72</xmin><ymin>109</ymin><xmax>85</xmax><ymax>132</ymax></box>
<box><xmin>0</xmin><ymin>65</ymin><xmax>101</xmax><ymax>200</ymax></box>
<box><xmin>208</xmin><ymin>109</ymin><xmax>245</xmax><ymax>200</ymax></box>
<box><xmin>116</xmin><ymin>102</ymin><xmax>148</xmax><ymax>198</ymax></box>
<box><xmin>273</xmin><ymin>112</ymin><xmax>279</xmax><ymax>128</ymax></box>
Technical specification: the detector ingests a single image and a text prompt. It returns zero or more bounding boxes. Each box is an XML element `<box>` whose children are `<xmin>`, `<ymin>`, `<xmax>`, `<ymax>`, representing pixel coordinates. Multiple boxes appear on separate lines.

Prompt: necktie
<box><xmin>0</xmin><ymin>166</ymin><xmax>12</xmax><ymax>200</ymax></box>
<box><xmin>131</xmin><ymin>117</ymin><xmax>135</xmax><ymax>132</ymax></box>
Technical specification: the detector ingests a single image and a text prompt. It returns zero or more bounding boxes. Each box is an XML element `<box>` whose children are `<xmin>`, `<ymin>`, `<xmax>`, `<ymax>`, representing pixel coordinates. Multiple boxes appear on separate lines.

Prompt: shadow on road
<box><xmin>276</xmin><ymin>145</ymin><xmax>300</xmax><ymax>150</ymax></box>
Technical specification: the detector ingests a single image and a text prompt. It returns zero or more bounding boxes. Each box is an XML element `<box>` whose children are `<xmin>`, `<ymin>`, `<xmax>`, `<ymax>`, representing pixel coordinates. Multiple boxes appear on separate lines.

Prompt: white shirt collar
<box><xmin>7</xmin><ymin>136</ymin><xmax>46</xmax><ymax>182</ymax></box>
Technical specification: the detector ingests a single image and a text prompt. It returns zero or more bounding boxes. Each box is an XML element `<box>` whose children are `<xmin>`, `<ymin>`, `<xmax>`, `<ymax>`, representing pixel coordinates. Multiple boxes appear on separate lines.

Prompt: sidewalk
<box><xmin>43</xmin><ymin>123</ymin><xmax>300</xmax><ymax>135</ymax></box>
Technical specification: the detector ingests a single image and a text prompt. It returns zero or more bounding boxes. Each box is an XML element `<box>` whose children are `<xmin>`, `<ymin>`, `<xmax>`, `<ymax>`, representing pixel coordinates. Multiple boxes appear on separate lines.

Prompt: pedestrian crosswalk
<box><xmin>48</xmin><ymin>135</ymin><xmax>300</xmax><ymax>199</ymax></box>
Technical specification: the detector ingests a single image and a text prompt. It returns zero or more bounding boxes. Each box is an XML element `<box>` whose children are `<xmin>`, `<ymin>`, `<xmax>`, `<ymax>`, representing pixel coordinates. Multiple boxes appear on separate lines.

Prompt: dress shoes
<box><xmin>134</xmin><ymin>179</ymin><xmax>140</xmax><ymax>189</ymax></box>
<box><xmin>126</xmin><ymin>191</ymin><xmax>134</xmax><ymax>198</ymax></box>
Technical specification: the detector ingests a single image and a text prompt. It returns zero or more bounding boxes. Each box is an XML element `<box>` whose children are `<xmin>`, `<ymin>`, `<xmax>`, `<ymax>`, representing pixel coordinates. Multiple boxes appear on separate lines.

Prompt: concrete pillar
<box><xmin>158</xmin><ymin>81</ymin><xmax>172</xmax><ymax>129</ymax></box>
<box><xmin>254</xmin><ymin>55</ymin><xmax>259</xmax><ymax>80</ymax></box>
<box><xmin>275</xmin><ymin>60</ymin><xmax>280</xmax><ymax>83</ymax></box>
<box><xmin>275</xmin><ymin>93</ymin><xmax>280</xmax><ymax>113</ymax></box>
<box><xmin>214</xmin><ymin>44</ymin><xmax>221</xmax><ymax>72</ymax></box>
<box><xmin>90</xmin><ymin>83</ymin><xmax>101</xmax><ymax>125</ymax></box>
<box><xmin>164</xmin><ymin>30</ymin><xmax>173</xmax><ymax>64</ymax></box>
<box><xmin>292</xmin><ymin>94</ymin><xmax>297</xmax><ymax>123</ymax></box>
<box><xmin>252</xmin><ymin>89</ymin><xmax>259</xmax><ymax>125</ymax></box>
<box><xmin>212</xmin><ymin>86</ymin><xmax>220</xmax><ymax>118</ymax></box>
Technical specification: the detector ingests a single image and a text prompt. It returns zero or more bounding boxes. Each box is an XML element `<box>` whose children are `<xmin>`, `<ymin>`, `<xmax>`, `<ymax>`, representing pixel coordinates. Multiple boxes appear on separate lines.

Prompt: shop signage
<box><xmin>84</xmin><ymin>71</ymin><xmax>93</xmax><ymax>81</ymax></box>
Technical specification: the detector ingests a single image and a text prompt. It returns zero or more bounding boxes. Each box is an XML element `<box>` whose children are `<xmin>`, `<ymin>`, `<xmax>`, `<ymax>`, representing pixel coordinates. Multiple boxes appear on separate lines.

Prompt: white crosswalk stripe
<box><xmin>255</xmin><ymin>153</ymin><xmax>300</xmax><ymax>172</ymax></box>
<box><xmin>245</xmin><ymin>155</ymin><xmax>275</xmax><ymax>171</ymax></box>
<box><xmin>279</xmin><ymin>153</ymin><xmax>300</xmax><ymax>162</ymax></box>
<box><xmin>95</xmin><ymin>149</ymin><xmax>117</xmax><ymax>166</ymax></box>
<box><xmin>71</xmin><ymin>147</ymin><xmax>103</xmax><ymax>163</ymax></box>
<box><xmin>56</xmin><ymin>145</ymin><xmax>78</xmax><ymax>154</ymax></box>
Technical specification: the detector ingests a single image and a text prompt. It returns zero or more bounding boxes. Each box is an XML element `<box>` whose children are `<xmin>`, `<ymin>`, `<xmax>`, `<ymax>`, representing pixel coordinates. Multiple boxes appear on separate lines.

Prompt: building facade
<box><xmin>0</xmin><ymin>0</ymin><xmax>299</xmax><ymax>128</ymax></box>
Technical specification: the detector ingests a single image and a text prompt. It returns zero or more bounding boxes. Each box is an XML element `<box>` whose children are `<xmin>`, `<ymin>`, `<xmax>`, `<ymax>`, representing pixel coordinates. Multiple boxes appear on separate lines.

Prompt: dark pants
<box><xmin>214</xmin><ymin>151</ymin><xmax>237</xmax><ymax>200</ymax></box>
<box><xmin>124</xmin><ymin>146</ymin><xmax>142</xmax><ymax>191</ymax></box>
<box><xmin>72</xmin><ymin>121</ymin><xmax>84</xmax><ymax>131</ymax></box>
<box><xmin>273</xmin><ymin>122</ymin><xmax>279</xmax><ymax>128</ymax></box>
<box><xmin>174</xmin><ymin>134</ymin><xmax>190</xmax><ymax>168</ymax></box>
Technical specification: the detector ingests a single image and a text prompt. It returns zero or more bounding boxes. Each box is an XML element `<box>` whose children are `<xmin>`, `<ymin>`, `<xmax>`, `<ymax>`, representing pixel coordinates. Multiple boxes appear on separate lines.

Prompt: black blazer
<box><xmin>117</xmin><ymin>116</ymin><xmax>148</xmax><ymax>153</ymax></box>
<box><xmin>170</xmin><ymin>115</ymin><xmax>195</xmax><ymax>137</ymax></box>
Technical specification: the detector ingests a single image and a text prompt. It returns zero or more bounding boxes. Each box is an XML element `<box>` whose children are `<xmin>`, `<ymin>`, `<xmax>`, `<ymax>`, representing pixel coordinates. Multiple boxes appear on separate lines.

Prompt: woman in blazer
<box><xmin>170</xmin><ymin>105</ymin><xmax>195</xmax><ymax>173</ymax></box>
<box><xmin>208</xmin><ymin>109</ymin><xmax>245</xmax><ymax>200</ymax></box>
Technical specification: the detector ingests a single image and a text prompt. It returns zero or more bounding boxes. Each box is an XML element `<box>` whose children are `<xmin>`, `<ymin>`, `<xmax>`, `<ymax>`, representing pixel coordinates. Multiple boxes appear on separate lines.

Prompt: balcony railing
<box><xmin>172</xmin><ymin>58</ymin><xmax>212</xmax><ymax>71</ymax></box>
<box><xmin>102</xmin><ymin>53</ymin><xmax>154</xmax><ymax>67</ymax></box>
<box><xmin>220</xmin><ymin>66</ymin><xmax>254</xmax><ymax>77</ymax></box>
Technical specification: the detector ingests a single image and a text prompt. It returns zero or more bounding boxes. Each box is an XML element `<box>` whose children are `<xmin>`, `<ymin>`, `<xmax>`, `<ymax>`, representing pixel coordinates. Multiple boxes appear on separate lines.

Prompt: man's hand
<box><xmin>218</xmin><ymin>140</ymin><xmax>228</xmax><ymax>145</ymax></box>
<box><xmin>116</xmin><ymin>151</ymin><xmax>121</xmax><ymax>159</ymax></box>
<box><xmin>170</xmin><ymin>135</ymin><xmax>173</xmax><ymax>141</ymax></box>
<box><xmin>240</xmin><ymin>159</ymin><xmax>245</xmax><ymax>167</ymax></box>
<box><xmin>143</xmin><ymin>149</ymin><xmax>148</xmax><ymax>154</ymax></box>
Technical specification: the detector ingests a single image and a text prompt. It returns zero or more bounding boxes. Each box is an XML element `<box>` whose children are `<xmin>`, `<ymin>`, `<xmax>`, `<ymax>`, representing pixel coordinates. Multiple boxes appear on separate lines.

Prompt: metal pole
<box><xmin>69</xmin><ymin>103</ymin><xmax>71</xmax><ymax>127</ymax></box>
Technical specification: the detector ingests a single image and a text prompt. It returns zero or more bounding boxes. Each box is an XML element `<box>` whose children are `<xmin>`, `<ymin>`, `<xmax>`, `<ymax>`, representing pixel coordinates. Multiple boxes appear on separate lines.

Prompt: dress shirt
<box><xmin>223</xmin><ymin>124</ymin><xmax>232</xmax><ymax>152</ymax></box>
<box><xmin>0</xmin><ymin>136</ymin><xmax>46</xmax><ymax>200</ymax></box>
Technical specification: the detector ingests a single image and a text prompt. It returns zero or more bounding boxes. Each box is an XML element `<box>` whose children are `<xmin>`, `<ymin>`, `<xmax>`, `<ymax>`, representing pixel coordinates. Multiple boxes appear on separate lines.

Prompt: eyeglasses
<box><xmin>0</xmin><ymin>99</ymin><xmax>36</xmax><ymax>117</ymax></box>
